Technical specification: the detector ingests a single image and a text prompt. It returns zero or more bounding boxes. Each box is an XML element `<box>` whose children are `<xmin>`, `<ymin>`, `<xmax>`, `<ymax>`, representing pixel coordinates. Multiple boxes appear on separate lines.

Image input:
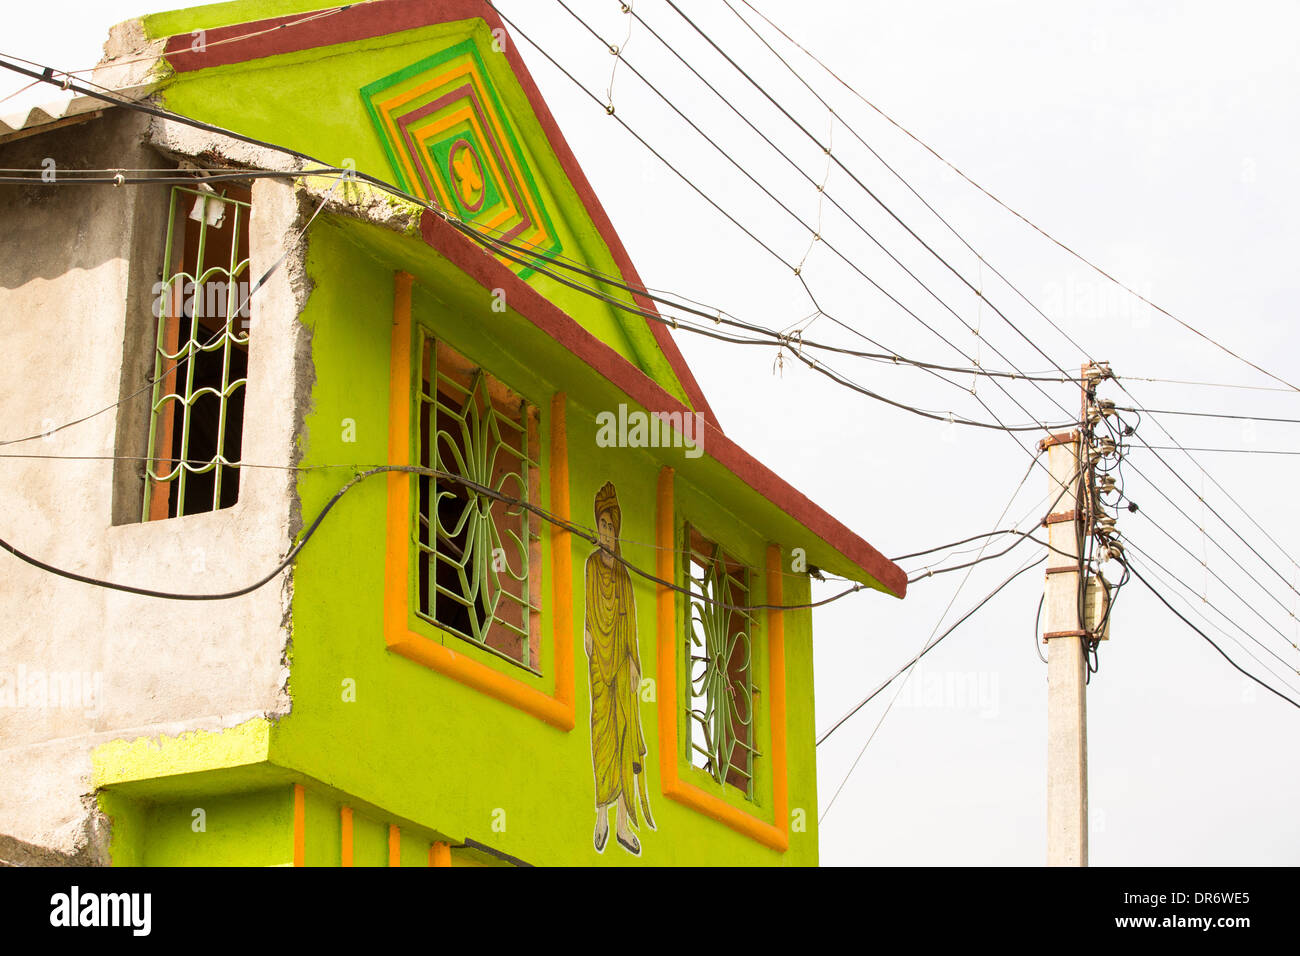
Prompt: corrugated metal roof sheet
<box><xmin>0</xmin><ymin>95</ymin><xmax>112</xmax><ymax>142</ymax></box>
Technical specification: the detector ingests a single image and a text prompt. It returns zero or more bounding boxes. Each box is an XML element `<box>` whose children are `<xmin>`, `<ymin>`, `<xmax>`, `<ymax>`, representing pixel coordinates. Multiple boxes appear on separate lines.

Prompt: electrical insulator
<box><xmin>1083</xmin><ymin>362</ymin><xmax>1112</xmax><ymax>385</ymax></box>
<box><xmin>1083</xmin><ymin>574</ymin><xmax>1111</xmax><ymax>641</ymax></box>
<box><xmin>1096</xmin><ymin>516</ymin><xmax>1117</xmax><ymax>534</ymax></box>
<box><xmin>1089</xmin><ymin>439</ymin><xmax>1117</xmax><ymax>462</ymax></box>
<box><xmin>1087</xmin><ymin>399</ymin><xmax>1117</xmax><ymax>424</ymax></box>
<box><xmin>1098</xmin><ymin>475</ymin><xmax>1117</xmax><ymax>495</ymax></box>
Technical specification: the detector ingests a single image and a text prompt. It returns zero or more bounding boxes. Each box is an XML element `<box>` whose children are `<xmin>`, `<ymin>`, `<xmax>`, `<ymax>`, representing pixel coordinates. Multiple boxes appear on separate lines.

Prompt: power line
<box><xmin>15</xmin><ymin>37</ymin><xmax>1294</xmax><ymax>655</ymax></box>
<box><xmin>0</xmin><ymin>173</ymin><xmax>342</xmax><ymax>448</ymax></box>
<box><xmin>895</xmin><ymin>527</ymin><xmax>1074</xmax><ymax>565</ymax></box>
<box><xmin>512</xmin><ymin>3</ymin><xmax>1077</xmax><ymax>444</ymax></box>
<box><xmin>899</xmin><ymin>461</ymin><xmax>1085</xmax><ymax>579</ymax></box>
<box><xmin>816</xmin><ymin>446</ymin><xmax>1055</xmax><ymax>830</ymax></box>
<box><xmin>1128</xmin><ymin>560</ymin><xmax>1300</xmax><ymax>710</ymax></box>
<box><xmin>1126</xmin><ymin>512</ymin><xmax>1300</xmax><ymax>670</ymax></box>
<box><xmin>1137</xmin><ymin>445</ymin><xmax>1300</xmax><ymax>456</ymax></box>
<box><xmin>1116</xmin><ymin>374</ymin><xmax>1300</xmax><ymax>394</ymax></box>
<box><xmin>1124</xmin><ymin>539</ymin><xmax>1300</xmax><ymax>694</ymax></box>
<box><xmin>0</xmin><ymin>462</ymin><xmax>872</xmax><ymax>611</ymax></box>
<box><xmin>1116</xmin><ymin>406</ymin><xmax>1300</xmax><ymax>425</ymax></box>
<box><xmin>905</xmin><ymin>532</ymin><xmax>1063</xmax><ymax>583</ymax></box>
<box><xmin>1121</xmin><ymin>431</ymin><xmax>1300</xmax><ymax>610</ymax></box>
<box><xmin>719</xmin><ymin>0</ymin><xmax>1094</xmax><ymax>377</ymax></box>
<box><xmin>653</xmin><ymin>0</ymin><xmax>1084</xmax><ymax>418</ymax></box>
<box><xmin>731</xmin><ymin>0</ymin><xmax>1300</xmax><ymax>394</ymax></box>
<box><xmin>644</xmin><ymin>0</ymin><xmax>1300</xmax><ymax>619</ymax></box>
<box><xmin>617</xmin><ymin>0</ymin><xmax>1087</xmax><ymax>398</ymax></box>
<box><xmin>1114</xmin><ymin>380</ymin><xmax>1300</xmax><ymax>590</ymax></box>
<box><xmin>0</xmin><ymin>174</ymin><xmax>1056</xmax><ymax>446</ymax></box>
<box><xmin>816</xmin><ymin>554</ymin><xmax>1046</xmax><ymax>823</ymax></box>
<box><xmin>533</xmin><ymin>0</ymin><xmax>1093</xmax><ymax>514</ymax></box>
<box><xmin>0</xmin><ymin>58</ymin><xmax>1080</xmax><ymax>442</ymax></box>
<box><xmin>0</xmin><ymin>168</ymin><xmax>343</xmax><ymax>185</ymax></box>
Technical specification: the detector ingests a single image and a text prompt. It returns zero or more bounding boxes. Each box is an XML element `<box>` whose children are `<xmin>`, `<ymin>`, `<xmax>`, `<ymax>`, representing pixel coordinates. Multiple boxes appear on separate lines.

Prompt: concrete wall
<box><xmin>0</xmin><ymin>110</ymin><xmax>305</xmax><ymax>861</ymax></box>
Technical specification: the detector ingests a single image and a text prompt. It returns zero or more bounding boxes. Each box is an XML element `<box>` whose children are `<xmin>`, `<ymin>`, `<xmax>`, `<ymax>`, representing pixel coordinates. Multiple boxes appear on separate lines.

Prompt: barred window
<box><xmin>143</xmin><ymin>183</ymin><xmax>251</xmax><ymax>520</ymax></box>
<box><xmin>416</xmin><ymin>333</ymin><xmax>542</xmax><ymax>671</ymax></box>
<box><xmin>685</xmin><ymin>526</ymin><xmax>757</xmax><ymax>797</ymax></box>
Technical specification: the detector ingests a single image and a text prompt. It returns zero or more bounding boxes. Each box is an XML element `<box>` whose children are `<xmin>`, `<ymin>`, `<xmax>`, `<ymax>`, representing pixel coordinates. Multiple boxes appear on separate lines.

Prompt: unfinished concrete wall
<box><xmin>0</xmin><ymin>109</ymin><xmax>307</xmax><ymax>860</ymax></box>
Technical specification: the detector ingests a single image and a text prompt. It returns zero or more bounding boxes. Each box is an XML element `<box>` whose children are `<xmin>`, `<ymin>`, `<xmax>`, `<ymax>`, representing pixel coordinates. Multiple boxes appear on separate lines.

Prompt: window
<box><xmin>415</xmin><ymin>332</ymin><xmax>542</xmax><ymax>671</ymax></box>
<box><xmin>143</xmin><ymin>182</ymin><xmax>251</xmax><ymax>520</ymax></box>
<box><xmin>684</xmin><ymin>524</ymin><xmax>757</xmax><ymax>798</ymax></box>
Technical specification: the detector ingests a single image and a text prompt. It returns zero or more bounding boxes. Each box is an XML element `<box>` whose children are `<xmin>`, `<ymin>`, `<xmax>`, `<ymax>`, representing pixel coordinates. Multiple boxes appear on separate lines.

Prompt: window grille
<box><xmin>416</xmin><ymin>333</ymin><xmax>542</xmax><ymax>671</ymax></box>
<box><xmin>685</xmin><ymin>526</ymin><xmax>757</xmax><ymax>797</ymax></box>
<box><xmin>143</xmin><ymin>183</ymin><xmax>251</xmax><ymax>520</ymax></box>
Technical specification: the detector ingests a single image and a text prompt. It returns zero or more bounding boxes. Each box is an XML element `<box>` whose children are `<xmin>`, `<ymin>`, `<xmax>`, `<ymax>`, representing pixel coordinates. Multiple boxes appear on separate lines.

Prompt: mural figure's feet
<box><xmin>593</xmin><ymin>814</ymin><xmax>610</xmax><ymax>853</ymax></box>
<box><xmin>616</xmin><ymin>825</ymin><xmax>640</xmax><ymax>856</ymax></box>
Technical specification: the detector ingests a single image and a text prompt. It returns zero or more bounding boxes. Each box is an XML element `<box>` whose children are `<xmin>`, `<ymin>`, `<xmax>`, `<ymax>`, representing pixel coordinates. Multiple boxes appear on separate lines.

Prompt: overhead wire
<box><xmin>0</xmin><ymin>461</ymin><xmax>873</xmax><ymax>612</ymax></box>
<box><xmin>0</xmin><ymin>172</ymin><xmax>344</xmax><ymax>448</ymax></box>
<box><xmin>9</xmin><ymin>19</ymin><xmax>1297</xmax><ymax>704</ymax></box>
<box><xmin>710</xmin><ymin>0</ymin><xmax>1300</xmax><ymax>632</ymax></box>
<box><xmin>730</xmin><ymin>0</ymin><xmax>1300</xmax><ymax>394</ymax></box>
<box><xmin>816</xmin><ymin>553</ymin><xmax>1046</xmax><ymax>823</ymax></box>
<box><xmin>501</xmin><ymin>2</ymin><xmax>1079</xmax><ymax>450</ymax></box>
<box><xmin>1128</xmin><ymin>560</ymin><xmax>1300</xmax><ymax>710</ymax></box>
<box><xmin>653</xmin><ymin>0</ymin><xmax>1086</xmax><ymax>419</ymax></box>
<box><xmin>1124</xmin><ymin>540</ymin><xmax>1300</xmax><ymax>693</ymax></box>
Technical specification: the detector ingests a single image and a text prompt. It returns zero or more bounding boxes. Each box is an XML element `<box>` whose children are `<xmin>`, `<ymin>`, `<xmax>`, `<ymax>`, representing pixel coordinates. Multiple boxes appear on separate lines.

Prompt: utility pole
<box><xmin>1039</xmin><ymin>361</ymin><xmax>1114</xmax><ymax>866</ymax></box>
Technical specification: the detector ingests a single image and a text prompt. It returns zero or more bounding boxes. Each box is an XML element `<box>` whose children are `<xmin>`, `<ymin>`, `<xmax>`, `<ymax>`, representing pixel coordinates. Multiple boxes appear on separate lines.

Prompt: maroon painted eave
<box><xmin>160</xmin><ymin>0</ymin><xmax>716</xmax><ymax>426</ymax></box>
<box><xmin>157</xmin><ymin>0</ymin><xmax>904</xmax><ymax>597</ymax></box>
<box><xmin>419</xmin><ymin>210</ymin><xmax>907</xmax><ymax>599</ymax></box>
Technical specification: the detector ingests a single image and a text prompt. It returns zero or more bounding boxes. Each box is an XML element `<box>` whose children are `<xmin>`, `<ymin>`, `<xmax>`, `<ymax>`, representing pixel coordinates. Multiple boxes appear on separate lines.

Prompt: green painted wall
<box><xmin>145</xmin><ymin>6</ymin><xmax>692</xmax><ymax>407</ymax></box>
<box><xmin>140</xmin><ymin>789</ymin><xmax>294</xmax><ymax>867</ymax></box>
<box><xmin>270</xmin><ymin>219</ymin><xmax>820</xmax><ymax>865</ymax></box>
<box><xmin>118</xmin><ymin>0</ymin><xmax>831</xmax><ymax>866</ymax></box>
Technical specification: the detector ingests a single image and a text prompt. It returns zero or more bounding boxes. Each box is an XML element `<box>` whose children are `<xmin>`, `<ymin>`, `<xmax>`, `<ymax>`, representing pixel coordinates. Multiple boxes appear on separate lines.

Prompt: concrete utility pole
<box><xmin>1039</xmin><ymin>362</ymin><xmax>1112</xmax><ymax>866</ymax></box>
<box><xmin>1041</xmin><ymin>424</ymin><xmax>1087</xmax><ymax>866</ymax></box>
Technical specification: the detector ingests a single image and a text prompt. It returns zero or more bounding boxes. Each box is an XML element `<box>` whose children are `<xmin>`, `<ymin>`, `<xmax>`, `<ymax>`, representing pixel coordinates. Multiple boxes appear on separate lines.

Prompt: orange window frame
<box><xmin>655</xmin><ymin>466</ymin><xmax>790</xmax><ymax>851</ymax></box>
<box><xmin>383</xmin><ymin>272</ymin><xmax>574</xmax><ymax>730</ymax></box>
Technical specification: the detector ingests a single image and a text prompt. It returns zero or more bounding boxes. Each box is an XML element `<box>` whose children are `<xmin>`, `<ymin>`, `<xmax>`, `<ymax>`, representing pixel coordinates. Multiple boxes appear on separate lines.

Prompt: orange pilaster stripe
<box><xmin>388</xmin><ymin>825</ymin><xmax>401</xmax><ymax>867</ymax></box>
<box><xmin>653</xmin><ymin>469</ymin><xmax>789</xmax><ymax>851</ymax></box>
<box><xmin>429</xmin><ymin>841</ymin><xmax>451</xmax><ymax>867</ymax></box>
<box><xmin>381</xmin><ymin>272</ymin><xmax>574</xmax><ymax>730</ymax></box>
<box><xmin>550</xmin><ymin>393</ymin><xmax>574</xmax><ymax>714</ymax></box>
<box><xmin>766</xmin><ymin>544</ymin><xmax>789</xmax><ymax>834</ymax></box>
<box><xmin>340</xmin><ymin>806</ymin><xmax>353</xmax><ymax>867</ymax></box>
<box><xmin>655</xmin><ymin>467</ymin><xmax>677</xmax><ymax>789</ymax></box>
<box><xmin>292</xmin><ymin>784</ymin><xmax>305</xmax><ymax>867</ymax></box>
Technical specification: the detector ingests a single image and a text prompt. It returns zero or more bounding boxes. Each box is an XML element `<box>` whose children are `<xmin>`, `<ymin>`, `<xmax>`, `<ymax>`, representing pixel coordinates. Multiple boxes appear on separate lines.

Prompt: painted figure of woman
<box><xmin>585</xmin><ymin>481</ymin><xmax>655</xmax><ymax>854</ymax></box>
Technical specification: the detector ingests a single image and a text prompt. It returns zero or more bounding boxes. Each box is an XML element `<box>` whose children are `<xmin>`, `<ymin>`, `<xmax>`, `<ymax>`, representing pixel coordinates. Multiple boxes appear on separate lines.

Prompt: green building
<box><xmin>0</xmin><ymin>0</ymin><xmax>905</xmax><ymax>867</ymax></box>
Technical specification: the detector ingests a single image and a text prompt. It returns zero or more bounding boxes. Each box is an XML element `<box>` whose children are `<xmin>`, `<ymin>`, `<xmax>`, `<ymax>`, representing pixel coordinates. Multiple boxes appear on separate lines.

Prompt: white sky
<box><xmin>5</xmin><ymin>0</ymin><xmax>1298</xmax><ymax>865</ymax></box>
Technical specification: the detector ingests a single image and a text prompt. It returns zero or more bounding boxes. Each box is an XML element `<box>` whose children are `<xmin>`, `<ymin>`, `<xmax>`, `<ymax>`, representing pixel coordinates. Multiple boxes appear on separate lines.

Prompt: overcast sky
<box><xmin>5</xmin><ymin>0</ymin><xmax>1297</xmax><ymax>865</ymax></box>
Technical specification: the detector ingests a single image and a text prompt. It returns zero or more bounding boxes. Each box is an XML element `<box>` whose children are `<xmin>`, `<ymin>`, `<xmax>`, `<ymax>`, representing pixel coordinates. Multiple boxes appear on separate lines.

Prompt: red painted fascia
<box><xmin>159</xmin><ymin>0</ymin><xmax>904</xmax><ymax>597</ymax></box>
<box><xmin>160</xmin><ymin>0</ymin><xmax>716</xmax><ymax>425</ymax></box>
<box><xmin>420</xmin><ymin>210</ymin><xmax>906</xmax><ymax>598</ymax></box>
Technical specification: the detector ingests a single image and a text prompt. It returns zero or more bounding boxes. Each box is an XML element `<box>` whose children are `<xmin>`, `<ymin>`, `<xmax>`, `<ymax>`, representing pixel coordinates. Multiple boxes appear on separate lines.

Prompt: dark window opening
<box><xmin>415</xmin><ymin>335</ymin><xmax>542</xmax><ymax>670</ymax></box>
<box><xmin>144</xmin><ymin>182</ymin><xmax>251</xmax><ymax>520</ymax></box>
<box><xmin>686</xmin><ymin>525</ymin><xmax>756</xmax><ymax>796</ymax></box>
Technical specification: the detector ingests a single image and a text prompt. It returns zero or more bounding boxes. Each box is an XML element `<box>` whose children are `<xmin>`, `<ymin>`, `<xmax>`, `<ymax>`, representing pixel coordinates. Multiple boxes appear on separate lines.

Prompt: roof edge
<box><xmin>147</xmin><ymin>0</ymin><xmax>719</xmax><ymax>426</ymax></box>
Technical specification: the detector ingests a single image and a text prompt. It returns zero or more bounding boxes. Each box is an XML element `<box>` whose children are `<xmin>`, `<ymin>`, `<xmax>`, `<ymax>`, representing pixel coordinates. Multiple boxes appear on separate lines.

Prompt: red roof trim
<box><xmin>161</xmin><ymin>0</ymin><xmax>716</xmax><ymax>424</ymax></box>
<box><xmin>420</xmin><ymin>210</ymin><xmax>906</xmax><ymax>598</ymax></box>
<box><xmin>159</xmin><ymin>0</ymin><xmax>903</xmax><ymax>596</ymax></box>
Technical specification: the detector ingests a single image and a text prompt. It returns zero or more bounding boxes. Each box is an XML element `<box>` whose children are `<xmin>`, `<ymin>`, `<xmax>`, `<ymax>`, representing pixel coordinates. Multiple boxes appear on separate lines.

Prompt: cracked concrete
<box><xmin>0</xmin><ymin>110</ymin><xmax>318</xmax><ymax>861</ymax></box>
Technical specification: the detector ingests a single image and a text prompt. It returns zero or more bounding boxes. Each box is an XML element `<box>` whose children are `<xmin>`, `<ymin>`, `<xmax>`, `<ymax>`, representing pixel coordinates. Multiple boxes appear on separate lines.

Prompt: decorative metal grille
<box><xmin>143</xmin><ymin>184</ymin><xmax>251</xmax><ymax>520</ymax></box>
<box><xmin>685</xmin><ymin>527</ymin><xmax>757</xmax><ymax>795</ymax></box>
<box><xmin>416</xmin><ymin>334</ymin><xmax>541</xmax><ymax>670</ymax></box>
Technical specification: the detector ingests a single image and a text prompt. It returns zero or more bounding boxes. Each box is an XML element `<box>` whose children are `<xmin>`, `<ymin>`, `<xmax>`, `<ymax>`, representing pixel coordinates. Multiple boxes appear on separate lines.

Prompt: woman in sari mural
<box><xmin>585</xmin><ymin>481</ymin><xmax>655</xmax><ymax>855</ymax></box>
